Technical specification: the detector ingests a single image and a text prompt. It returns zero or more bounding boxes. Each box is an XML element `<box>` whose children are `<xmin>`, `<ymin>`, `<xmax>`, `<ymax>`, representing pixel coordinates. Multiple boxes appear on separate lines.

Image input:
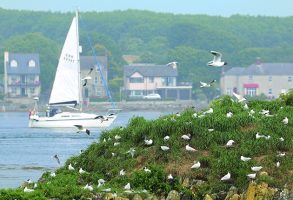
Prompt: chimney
<box><xmin>256</xmin><ymin>57</ymin><xmax>261</xmax><ymax>66</ymax></box>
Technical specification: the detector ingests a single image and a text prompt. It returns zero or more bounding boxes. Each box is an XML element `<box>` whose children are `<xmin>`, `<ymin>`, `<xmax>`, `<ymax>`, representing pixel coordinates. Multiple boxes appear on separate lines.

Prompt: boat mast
<box><xmin>76</xmin><ymin>10</ymin><xmax>82</xmax><ymax>111</ymax></box>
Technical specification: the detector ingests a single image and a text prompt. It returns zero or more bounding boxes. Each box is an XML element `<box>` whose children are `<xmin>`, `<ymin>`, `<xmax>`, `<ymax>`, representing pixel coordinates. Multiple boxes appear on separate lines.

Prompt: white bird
<box><xmin>74</xmin><ymin>125</ymin><xmax>90</xmax><ymax>135</ymax></box>
<box><xmin>220</xmin><ymin>172</ymin><xmax>231</xmax><ymax>181</ymax></box>
<box><xmin>240</xmin><ymin>156</ymin><xmax>251</xmax><ymax>162</ymax></box>
<box><xmin>192</xmin><ymin>113</ymin><xmax>198</xmax><ymax>118</ymax></box>
<box><xmin>124</xmin><ymin>183</ymin><xmax>131</xmax><ymax>190</ymax></box>
<box><xmin>265</xmin><ymin>135</ymin><xmax>271</xmax><ymax>140</ymax></box>
<box><xmin>208</xmin><ymin>128</ymin><xmax>214</xmax><ymax>132</ymax></box>
<box><xmin>103</xmin><ymin>138</ymin><xmax>106</xmax><ymax>142</ymax></box>
<box><xmin>144</xmin><ymin>167</ymin><xmax>151</xmax><ymax>173</ymax></box>
<box><xmin>207</xmin><ymin>51</ymin><xmax>227</xmax><ymax>67</ymax></box>
<box><xmin>98</xmin><ymin>179</ymin><xmax>105</xmax><ymax>187</ymax></box>
<box><xmin>181</xmin><ymin>134</ymin><xmax>191</xmax><ymax>140</ymax></box>
<box><xmin>114</xmin><ymin>142</ymin><xmax>120</xmax><ymax>146</ymax></box>
<box><xmin>279</xmin><ymin>137</ymin><xmax>285</xmax><ymax>142</ymax></box>
<box><xmin>79</xmin><ymin>168</ymin><xmax>86</xmax><ymax>174</ymax></box>
<box><xmin>251</xmin><ymin>166</ymin><xmax>263</xmax><ymax>172</ymax></box>
<box><xmin>256</xmin><ymin>132</ymin><xmax>265</xmax><ymax>139</ymax></box>
<box><xmin>233</xmin><ymin>92</ymin><xmax>246</xmax><ymax>102</ymax></box>
<box><xmin>260</xmin><ymin>109</ymin><xmax>270</xmax><ymax>115</ymax></box>
<box><xmin>112</xmin><ymin>152</ymin><xmax>116</xmax><ymax>157</ymax></box>
<box><xmin>243</xmin><ymin>103</ymin><xmax>249</xmax><ymax>110</ymax></box>
<box><xmin>166</xmin><ymin>61</ymin><xmax>178</xmax><ymax>68</ymax></box>
<box><xmin>186</xmin><ymin>144</ymin><xmax>197</xmax><ymax>152</ymax></box>
<box><xmin>226</xmin><ymin>112</ymin><xmax>233</xmax><ymax>118</ymax></box>
<box><xmin>277</xmin><ymin>152</ymin><xmax>286</xmax><ymax>157</ymax></box>
<box><xmin>204</xmin><ymin>108</ymin><xmax>213</xmax><ymax>114</ymax></box>
<box><xmin>33</xmin><ymin>183</ymin><xmax>37</xmax><ymax>188</ymax></box>
<box><xmin>163</xmin><ymin>136</ymin><xmax>170</xmax><ymax>141</ymax></box>
<box><xmin>114</xmin><ymin>135</ymin><xmax>121</xmax><ymax>140</ymax></box>
<box><xmin>24</xmin><ymin>187</ymin><xmax>34</xmax><ymax>193</ymax></box>
<box><xmin>102</xmin><ymin>188</ymin><xmax>111</xmax><ymax>192</ymax></box>
<box><xmin>68</xmin><ymin>163</ymin><xmax>74</xmax><ymax>171</ymax></box>
<box><xmin>161</xmin><ymin>146</ymin><xmax>170</xmax><ymax>151</ymax></box>
<box><xmin>84</xmin><ymin>184</ymin><xmax>93</xmax><ymax>191</ymax></box>
<box><xmin>282</xmin><ymin>117</ymin><xmax>288</xmax><ymax>125</ymax></box>
<box><xmin>249</xmin><ymin>109</ymin><xmax>255</xmax><ymax>115</ymax></box>
<box><xmin>226</xmin><ymin>139</ymin><xmax>235</xmax><ymax>147</ymax></box>
<box><xmin>276</xmin><ymin>161</ymin><xmax>280</xmax><ymax>168</ymax></box>
<box><xmin>120</xmin><ymin>169</ymin><xmax>126</xmax><ymax>176</ymax></box>
<box><xmin>53</xmin><ymin>154</ymin><xmax>60</xmax><ymax>165</ymax></box>
<box><xmin>247</xmin><ymin>173</ymin><xmax>256</xmax><ymax>179</ymax></box>
<box><xmin>167</xmin><ymin>174</ymin><xmax>173</xmax><ymax>180</ymax></box>
<box><xmin>26</xmin><ymin>179</ymin><xmax>33</xmax><ymax>184</ymax></box>
<box><xmin>200</xmin><ymin>80</ymin><xmax>216</xmax><ymax>88</ymax></box>
<box><xmin>191</xmin><ymin>161</ymin><xmax>201</xmax><ymax>169</ymax></box>
<box><xmin>144</xmin><ymin>139</ymin><xmax>153</xmax><ymax>146</ymax></box>
<box><xmin>127</xmin><ymin>148</ymin><xmax>135</xmax><ymax>158</ymax></box>
<box><xmin>50</xmin><ymin>172</ymin><xmax>56</xmax><ymax>177</ymax></box>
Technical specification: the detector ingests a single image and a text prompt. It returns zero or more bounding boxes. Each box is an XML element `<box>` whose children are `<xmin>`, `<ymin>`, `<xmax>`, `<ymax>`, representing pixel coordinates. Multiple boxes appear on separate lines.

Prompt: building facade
<box><xmin>220</xmin><ymin>61</ymin><xmax>293</xmax><ymax>99</ymax></box>
<box><xmin>123</xmin><ymin>63</ymin><xmax>192</xmax><ymax>100</ymax></box>
<box><xmin>80</xmin><ymin>56</ymin><xmax>108</xmax><ymax>101</ymax></box>
<box><xmin>4</xmin><ymin>51</ymin><xmax>41</xmax><ymax>101</ymax></box>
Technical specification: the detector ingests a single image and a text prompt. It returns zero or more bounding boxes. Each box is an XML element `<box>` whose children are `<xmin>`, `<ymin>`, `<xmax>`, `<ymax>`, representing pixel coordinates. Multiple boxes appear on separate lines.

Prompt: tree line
<box><xmin>1</xmin><ymin>8</ymin><xmax>293</xmax><ymax>99</ymax></box>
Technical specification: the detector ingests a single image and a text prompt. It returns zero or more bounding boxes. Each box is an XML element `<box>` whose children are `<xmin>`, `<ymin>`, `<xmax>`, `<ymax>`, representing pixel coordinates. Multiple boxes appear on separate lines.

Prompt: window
<box><xmin>148</xmin><ymin>77</ymin><xmax>154</xmax><ymax>83</ymax></box>
<box><xmin>268</xmin><ymin>76</ymin><xmax>272</xmax><ymax>82</ymax></box>
<box><xmin>268</xmin><ymin>88</ymin><xmax>272</xmax><ymax>95</ymax></box>
<box><xmin>28</xmin><ymin>59</ymin><xmax>36</xmax><ymax>67</ymax></box>
<box><xmin>30</xmin><ymin>88</ymin><xmax>35</xmax><ymax>94</ymax></box>
<box><xmin>130</xmin><ymin>90</ymin><xmax>143</xmax><ymax>96</ymax></box>
<box><xmin>226</xmin><ymin>88</ymin><xmax>232</xmax><ymax>95</ymax></box>
<box><xmin>167</xmin><ymin>77</ymin><xmax>176</xmax><ymax>86</ymax></box>
<box><xmin>289</xmin><ymin>76</ymin><xmax>292</xmax><ymax>82</ymax></box>
<box><xmin>246</xmin><ymin>88</ymin><xmax>256</xmax><ymax>97</ymax></box>
<box><xmin>10</xmin><ymin>60</ymin><xmax>18</xmax><ymax>67</ymax></box>
<box><xmin>161</xmin><ymin>77</ymin><xmax>167</xmax><ymax>86</ymax></box>
<box><xmin>249</xmin><ymin>75</ymin><xmax>253</xmax><ymax>80</ymax></box>
<box><xmin>129</xmin><ymin>77</ymin><xmax>143</xmax><ymax>83</ymax></box>
<box><xmin>28</xmin><ymin>75</ymin><xmax>35</xmax><ymax>84</ymax></box>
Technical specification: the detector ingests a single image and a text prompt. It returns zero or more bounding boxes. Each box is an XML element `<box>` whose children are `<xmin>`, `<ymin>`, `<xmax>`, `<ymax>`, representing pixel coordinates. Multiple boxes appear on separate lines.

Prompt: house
<box><xmin>123</xmin><ymin>63</ymin><xmax>192</xmax><ymax>100</ymax></box>
<box><xmin>220</xmin><ymin>59</ymin><xmax>293</xmax><ymax>98</ymax></box>
<box><xmin>3</xmin><ymin>51</ymin><xmax>41</xmax><ymax>103</ymax></box>
<box><xmin>80</xmin><ymin>56</ymin><xmax>108</xmax><ymax>101</ymax></box>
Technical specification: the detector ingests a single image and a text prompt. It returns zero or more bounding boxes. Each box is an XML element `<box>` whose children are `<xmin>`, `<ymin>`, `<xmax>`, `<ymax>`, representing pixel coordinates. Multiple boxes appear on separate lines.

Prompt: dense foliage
<box><xmin>0</xmin><ymin>95</ymin><xmax>292</xmax><ymax>199</ymax></box>
<box><xmin>1</xmin><ymin>8</ymin><xmax>293</xmax><ymax>98</ymax></box>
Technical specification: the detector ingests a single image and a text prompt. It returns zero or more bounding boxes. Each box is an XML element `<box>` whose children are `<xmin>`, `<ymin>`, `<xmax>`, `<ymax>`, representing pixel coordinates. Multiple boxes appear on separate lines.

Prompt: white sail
<box><xmin>49</xmin><ymin>15</ymin><xmax>80</xmax><ymax>106</ymax></box>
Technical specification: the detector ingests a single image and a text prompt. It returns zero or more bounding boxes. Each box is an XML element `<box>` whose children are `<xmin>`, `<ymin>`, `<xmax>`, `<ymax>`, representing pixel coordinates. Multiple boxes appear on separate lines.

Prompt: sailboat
<box><xmin>28</xmin><ymin>11</ymin><xmax>117</xmax><ymax>128</ymax></box>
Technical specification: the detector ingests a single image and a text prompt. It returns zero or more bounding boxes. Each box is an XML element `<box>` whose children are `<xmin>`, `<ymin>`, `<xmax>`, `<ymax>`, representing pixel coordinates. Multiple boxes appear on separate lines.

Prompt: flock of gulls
<box><xmin>22</xmin><ymin>51</ymin><xmax>290</xmax><ymax>194</ymax></box>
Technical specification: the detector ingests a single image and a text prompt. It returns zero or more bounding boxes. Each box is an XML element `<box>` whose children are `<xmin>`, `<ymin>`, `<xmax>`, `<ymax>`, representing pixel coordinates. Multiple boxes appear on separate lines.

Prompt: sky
<box><xmin>1</xmin><ymin>0</ymin><xmax>293</xmax><ymax>17</ymax></box>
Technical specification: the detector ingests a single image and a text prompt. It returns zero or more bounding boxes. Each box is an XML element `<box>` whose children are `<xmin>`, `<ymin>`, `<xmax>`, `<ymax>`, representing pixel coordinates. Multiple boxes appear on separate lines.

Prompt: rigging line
<box><xmin>79</xmin><ymin>16</ymin><xmax>116</xmax><ymax>109</ymax></box>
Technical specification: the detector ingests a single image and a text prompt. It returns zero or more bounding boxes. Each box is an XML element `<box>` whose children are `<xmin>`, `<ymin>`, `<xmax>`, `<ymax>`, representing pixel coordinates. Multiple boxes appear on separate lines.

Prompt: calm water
<box><xmin>0</xmin><ymin>111</ymin><xmax>167</xmax><ymax>189</ymax></box>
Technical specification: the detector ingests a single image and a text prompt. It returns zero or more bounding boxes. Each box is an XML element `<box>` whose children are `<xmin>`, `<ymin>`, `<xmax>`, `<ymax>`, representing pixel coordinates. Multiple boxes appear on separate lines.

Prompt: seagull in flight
<box><xmin>53</xmin><ymin>154</ymin><xmax>60</xmax><ymax>165</ymax></box>
<box><xmin>200</xmin><ymin>80</ymin><xmax>216</xmax><ymax>88</ymax></box>
<box><xmin>233</xmin><ymin>92</ymin><xmax>246</xmax><ymax>102</ymax></box>
<box><xmin>82</xmin><ymin>67</ymin><xmax>93</xmax><ymax>87</ymax></box>
<box><xmin>207</xmin><ymin>51</ymin><xmax>227</xmax><ymax>67</ymax></box>
<box><xmin>74</xmin><ymin>125</ymin><xmax>90</xmax><ymax>135</ymax></box>
<box><xmin>166</xmin><ymin>61</ymin><xmax>178</xmax><ymax>68</ymax></box>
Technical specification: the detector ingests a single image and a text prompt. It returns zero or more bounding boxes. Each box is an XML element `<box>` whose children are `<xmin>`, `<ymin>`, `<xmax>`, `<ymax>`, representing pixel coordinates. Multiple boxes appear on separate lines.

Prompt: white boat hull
<box><xmin>28</xmin><ymin>112</ymin><xmax>117</xmax><ymax>128</ymax></box>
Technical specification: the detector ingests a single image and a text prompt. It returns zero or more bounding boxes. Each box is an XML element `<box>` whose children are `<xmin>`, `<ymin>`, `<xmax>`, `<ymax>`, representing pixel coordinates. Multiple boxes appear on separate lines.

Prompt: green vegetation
<box><xmin>1</xmin><ymin>9</ymin><xmax>293</xmax><ymax>98</ymax></box>
<box><xmin>0</xmin><ymin>95</ymin><xmax>292</xmax><ymax>199</ymax></box>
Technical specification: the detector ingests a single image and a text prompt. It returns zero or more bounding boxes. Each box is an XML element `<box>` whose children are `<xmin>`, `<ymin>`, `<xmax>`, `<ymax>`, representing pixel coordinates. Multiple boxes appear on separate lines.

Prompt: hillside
<box><xmin>1</xmin><ymin>8</ymin><xmax>293</xmax><ymax>98</ymax></box>
<box><xmin>0</xmin><ymin>92</ymin><xmax>293</xmax><ymax>199</ymax></box>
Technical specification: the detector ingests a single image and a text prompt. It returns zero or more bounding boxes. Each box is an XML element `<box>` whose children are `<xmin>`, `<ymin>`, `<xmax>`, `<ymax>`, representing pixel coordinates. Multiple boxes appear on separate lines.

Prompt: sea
<box><xmin>0</xmin><ymin>111</ymin><xmax>169</xmax><ymax>189</ymax></box>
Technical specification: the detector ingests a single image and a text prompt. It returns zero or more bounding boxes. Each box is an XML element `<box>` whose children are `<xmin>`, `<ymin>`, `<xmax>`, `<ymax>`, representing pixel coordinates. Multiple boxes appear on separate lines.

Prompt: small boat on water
<box><xmin>29</xmin><ymin>11</ymin><xmax>117</xmax><ymax>128</ymax></box>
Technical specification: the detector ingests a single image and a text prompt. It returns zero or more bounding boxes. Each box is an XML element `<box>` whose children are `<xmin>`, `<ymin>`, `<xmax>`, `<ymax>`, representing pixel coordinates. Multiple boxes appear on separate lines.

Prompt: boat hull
<box><xmin>28</xmin><ymin>112</ymin><xmax>117</xmax><ymax>128</ymax></box>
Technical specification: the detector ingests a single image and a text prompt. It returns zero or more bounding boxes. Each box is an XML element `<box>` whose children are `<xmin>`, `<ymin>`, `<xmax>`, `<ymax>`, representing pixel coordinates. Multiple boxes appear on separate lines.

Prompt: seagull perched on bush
<box><xmin>161</xmin><ymin>146</ymin><xmax>170</xmax><ymax>151</ymax></box>
<box><xmin>74</xmin><ymin>125</ymin><xmax>90</xmax><ymax>135</ymax></box>
<box><xmin>226</xmin><ymin>139</ymin><xmax>235</xmax><ymax>147</ymax></box>
<box><xmin>200</xmin><ymin>80</ymin><xmax>216</xmax><ymax>88</ymax></box>
<box><xmin>181</xmin><ymin>134</ymin><xmax>191</xmax><ymax>140</ymax></box>
<box><xmin>247</xmin><ymin>173</ymin><xmax>256</xmax><ymax>179</ymax></box>
<box><xmin>144</xmin><ymin>167</ymin><xmax>151</xmax><ymax>173</ymax></box>
<box><xmin>191</xmin><ymin>161</ymin><xmax>201</xmax><ymax>169</ymax></box>
<box><xmin>282</xmin><ymin>117</ymin><xmax>288</xmax><ymax>125</ymax></box>
<box><xmin>98</xmin><ymin>179</ymin><xmax>105</xmax><ymax>187</ymax></box>
<box><xmin>240</xmin><ymin>156</ymin><xmax>251</xmax><ymax>162</ymax></box>
<box><xmin>163</xmin><ymin>135</ymin><xmax>170</xmax><ymax>141</ymax></box>
<box><xmin>233</xmin><ymin>92</ymin><xmax>246</xmax><ymax>102</ymax></box>
<box><xmin>50</xmin><ymin>172</ymin><xmax>56</xmax><ymax>177</ymax></box>
<box><xmin>279</xmin><ymin>137</ymin><xmax>285</xmax><ymax>142</ymax></box>
<box><xmin>226</xmin><ymin>112</ymin><xmax>233</xmax><ymax>118</ymax></box>
<box><xmin>119</xmin><ymin>169</ymin><xmax>126</xmax><ymax>176</ymax></box>
<box><xmin>167</xmin><ymin>174</ymin><xmax>174</xmax><ymax>180</ymax></box>
<box><xmin>276</xmin><ymin>161</ymin><xmax>280</xmax><ymax>168</ymax></box>
<box><xmin>84</xmin><ymin>184</ymin><xmax>93</xmax><ymax>191</ymax></box>
<box><xmin>127</xmin><ymin>148</ymin><xmax>135</xmax><ymax>158</ymax></box>
<box><xmin>144</xmin><ymin>138</ymin><xmax>153</xmax><ymax>146</ymax></box>
<box><xmin>124</xmin><ymin>183</ymin><xmax>131</xmax><ymax>190</ymax></box>
<box><xmin>79</xmin><ymin>168</ymin><xmax>86</xmax><ymax>174</ymax></box>
<box><xmin>256</xmin><ymin>132</ymin><xmax>265</xmax><ymax>139</ymax></box>
<box><xmin>207</xmin><ymin>51</ymin><xmax>227</xmax><ymax>67</ymax></box>
<box><xmin>220</xmin><ymin>172</ymin><xmax>231</xmax><ymax>181</ymax></box>
<box><xmin>251</xmin><ymin>166</ymin><xmax>262</xmax><ymax>172</ymax></box>
<box><xmin>277</xmin><ymin>152</ymin><xmax>286</xmax><ymax>157</ymax></box>
<box><xmin>68</xmin><ymin>163</ymin><xmax>74</xmax><ymax>171</ymax></box>
<box><xmin>186</xmin><ymin>144</ymin><xmax>197</xmax><ymax>152</ymax></box>
<box><xmin>24</xmin><ymin>187</ymin><xmax>34</xmax><ymax>193</ymax></box>
<box><xmin>114</xmin><ymin>135</ymin><xmax>121</xmax><ymax>140</ymax></box>
<box><xmin>203</xmin><ymin>108</ymin><xmax>213</xmax><ymax>114</ymax></box>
